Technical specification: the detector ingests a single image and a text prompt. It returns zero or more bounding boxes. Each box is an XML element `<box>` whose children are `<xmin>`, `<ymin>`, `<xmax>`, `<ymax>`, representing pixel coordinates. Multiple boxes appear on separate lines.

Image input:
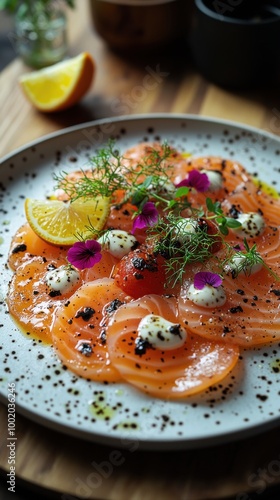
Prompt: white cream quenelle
<box><xmin>98</xmin><ymin>230</ymin><xmax>137</xmax><ymax>259</ymax></box>
<box><xmin>187</xmin><ymin>283</ymin><xmax>226</xmax><ymax>308</ymax></box>
<box><xmin>224</xmin><ymin>253</ymin><xmax>263</xmax><ymax>276</ymax></box>
<box><xmin>201</xmin><ymin>169</ymin><xmax>223</xmax><ymax>192</ymax></box>
<box><xmin>174</xmin><ymin>218</ymin><xmax>199</xmax><ymax>244</ymax></box>
<box><xmin>45</xmin><ymin>265</ymin><xmax>80</xmax><ymax>294</ymax></box>
<box><xmin>136</xmin><ymin>314</ymin><xmax>187</xmax><ymax>350</ymax></box>
<box><xmin>232</xmin><ymin>212</ymin><xmax>265</xmax><ymax>239</ymax></box>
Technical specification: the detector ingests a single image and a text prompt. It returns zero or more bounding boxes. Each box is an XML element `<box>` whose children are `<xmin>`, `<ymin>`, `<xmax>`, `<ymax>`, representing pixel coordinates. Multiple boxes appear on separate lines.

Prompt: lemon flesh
<box><xmin>25</xmin><ymin>197</ymin><xmax>110</xmax><ymax>246</ymax></box>
<box><xmin>19</xmin><ymin>52</ymin><xmax>95</xmax><ymax>112</ymax></box>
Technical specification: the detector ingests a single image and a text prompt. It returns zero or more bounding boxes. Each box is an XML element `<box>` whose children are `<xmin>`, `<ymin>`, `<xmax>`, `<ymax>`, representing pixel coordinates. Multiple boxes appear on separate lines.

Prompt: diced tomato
<box><xmin>114</xmin><ymin>247</ymin><xmax>167</xmax><ymax>299</ymax></box>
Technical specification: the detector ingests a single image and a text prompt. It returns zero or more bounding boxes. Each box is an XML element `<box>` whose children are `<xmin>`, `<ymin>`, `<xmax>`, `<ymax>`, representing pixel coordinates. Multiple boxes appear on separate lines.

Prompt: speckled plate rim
<box><xmin>2</xmin><ymin>112</ymin><xmax>280</xmax><ymax>164</ymax></box>
<box><xmin>1</xmin><ymin>113</ymin><xmax>280</xmax><ymax>451</ymax></box>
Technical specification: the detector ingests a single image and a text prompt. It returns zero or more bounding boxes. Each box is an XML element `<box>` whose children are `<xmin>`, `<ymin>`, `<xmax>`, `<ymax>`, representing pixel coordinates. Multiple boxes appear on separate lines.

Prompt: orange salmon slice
<box><xmin>51</xmin><ymin>278</ymin><xmax>132</xmax><ymax>382</ymax></box>
<box><xmin>6</xmin><ymin>257</ymin><xmax>81</xmax><ymax>343</ymax></box>
<box><xmin>106</xmin><ymin>294</ymin><xmax>239</xmax><ymax>399</ymax></box>
<box><xmin>8</xmin><ymin>223</ymin><xmax>68</xmax><ymax>270</ymax></box>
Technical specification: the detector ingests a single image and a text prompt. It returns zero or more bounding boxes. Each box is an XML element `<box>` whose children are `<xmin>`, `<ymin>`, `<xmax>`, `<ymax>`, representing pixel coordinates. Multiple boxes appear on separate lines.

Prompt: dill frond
<box><xmin>148</xmin><ymin>214</ymin><xmax>221</xmax><ymax>287</ymax></box>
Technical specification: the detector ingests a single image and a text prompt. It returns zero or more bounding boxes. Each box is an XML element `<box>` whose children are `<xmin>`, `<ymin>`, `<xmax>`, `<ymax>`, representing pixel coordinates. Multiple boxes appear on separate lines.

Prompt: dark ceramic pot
<box><xmin>189</xmin><ymin>0</ymin><xmax>280</xmax><ymax>88</ymax></box>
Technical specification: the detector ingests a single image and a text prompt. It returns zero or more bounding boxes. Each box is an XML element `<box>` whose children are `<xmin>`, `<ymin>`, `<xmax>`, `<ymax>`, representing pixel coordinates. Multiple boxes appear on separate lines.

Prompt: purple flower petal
<box><xmin>132</xmin><ymin>201</ymin><xmax>159</xmax><ymax>233</ymax></box>
<box><xmin>194</xmin><ymin>271</ymin><xmax>223</xmax><ymax>290</ymax></box>
<box><xmin>176</xmin><ymin>170</ymin><xmax>210</xmax><ymax>193</ymax></box>
<box><xmin>67</xmin><ymin>239</ymin><xmax>102</xmax><ymax>270</ymax></box>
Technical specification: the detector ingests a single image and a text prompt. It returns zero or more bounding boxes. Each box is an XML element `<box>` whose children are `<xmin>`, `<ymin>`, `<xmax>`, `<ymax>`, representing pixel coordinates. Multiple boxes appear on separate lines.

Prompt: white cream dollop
<box><xmin>201</xmin><ymin>169</ymin><xmax>223</xmax><ymax>192</ymax></box>
<box><xmin>187</xmin><ymin>283</ymin><xmax>226</xmax><ymax>308</ymax></box>
<box><xmin>224</xmin><ymin>253</ymin><xmax>263</xmax><ymax>277</ymax></box>
<box><xmin>98</xmin><ymin>230</ymin><xmax>137</xmax><ymax>259</ymax></box>
<box><xmin>137</xmin><ymin>314</ymin><xmax>187</xmax><ymax>350</ymax></box>
<box><xmin>232</xmin><ymin>212</ymin><xmax>265</xmax><ymax>238</ymax></box>
<box><xmin>45</xmin><ymin>265</ymin><xmax>80</xmax><ymax>294</ymax></box>
<box><xmin>148</xmin><ymin>178</ymin><xmax>176</xmax><ymax>199</ymax></box>
<box><xmin>174</xmin><ymin>218</ymin><xmax>199</xmax><ymax>244</ymax></box>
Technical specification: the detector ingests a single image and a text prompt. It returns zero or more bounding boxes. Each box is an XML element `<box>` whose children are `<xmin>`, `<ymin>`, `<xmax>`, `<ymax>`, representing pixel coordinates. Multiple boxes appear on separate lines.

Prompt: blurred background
<box><xmin>0</xmin><ymin>10</ymin><xmax>14</xmax><ymax>70</ymax></box>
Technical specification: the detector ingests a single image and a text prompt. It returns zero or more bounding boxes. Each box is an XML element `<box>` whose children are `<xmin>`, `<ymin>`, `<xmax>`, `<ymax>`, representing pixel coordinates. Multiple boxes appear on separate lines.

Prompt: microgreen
<box><xmin>149</xmin><ymin>214</ymin><xmax>220</xmax><ymax>287</ymax></box>
<box><xmin>206</xmin><ymin>197</ymin><xmax>242</xmax><ymax>235</ymax></box>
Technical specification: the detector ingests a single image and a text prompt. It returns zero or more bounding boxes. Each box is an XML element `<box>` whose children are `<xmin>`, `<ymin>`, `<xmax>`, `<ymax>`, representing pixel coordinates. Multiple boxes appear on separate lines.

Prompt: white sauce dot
<box><xmin>45</xmin><ymin>265</ymin><xmax>80</xmax><ymax>295</ymax></box>
<box><xmin>201</xmin><ymin>169</ymin><xmax>223</xmax><ymax>192</ymax></box>
<box><xmin>137</xmin><ymin>314</ymin><xmax>187</xmax><ymax>350</ymax></box>
<box><xmin>224</xmin><ymin>254</ymin><xmax>263</xmax><ymax>276</ymax></box>
<box><xmin>98</xmin><ymin>230</ymin><xmax>137</xmax><ymax>259</ymax></box>
<box><xmin>148</xmin><ymin>179</ymin><xmax>176</xmax><ymax>198</ymax></box>
<box><xmin>188</xmin><ymin>284</ymin><xmax>226</xmax><ymax>308</ymax></box>
<box><xmin>233</xmin><ymin>212</ymin><xmax>265</xmax><ymax>238</ymax></box>
<box><xmin>174</xmin><ymin>218</ymin><xmax>198</xmax><ymax>244</ymax></box>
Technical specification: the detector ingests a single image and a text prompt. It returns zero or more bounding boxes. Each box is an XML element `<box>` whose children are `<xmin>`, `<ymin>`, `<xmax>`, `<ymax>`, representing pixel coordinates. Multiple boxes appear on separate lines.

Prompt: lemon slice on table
<box><xmin>19</xmin><ymin>52</ymin><xmax>95</xmax><ymax>112</ymax></box>
<box><xmin>25</xmin><ymin>197</ymin><xmax>110</xmax><ymax>246</ymax></box>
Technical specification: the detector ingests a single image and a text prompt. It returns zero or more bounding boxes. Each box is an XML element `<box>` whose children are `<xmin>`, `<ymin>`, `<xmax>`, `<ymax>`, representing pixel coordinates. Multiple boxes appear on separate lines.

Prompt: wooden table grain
<box><xmin>1</xmin><ymin>2</ymin><xmax>280</xmax><ymax>499</ymax></box>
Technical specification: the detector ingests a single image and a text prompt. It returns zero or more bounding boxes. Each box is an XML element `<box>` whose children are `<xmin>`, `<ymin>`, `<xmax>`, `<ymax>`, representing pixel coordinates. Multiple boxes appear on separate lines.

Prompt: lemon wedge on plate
<box><xmin>25</xmin><ymin>197</ymin><xmax>110</xmax><ymax>246</ymax></box>
<box><xmin>19</xmin><ymin>52</ymin><xmax>95</xmax><ymax>112</ymax></box>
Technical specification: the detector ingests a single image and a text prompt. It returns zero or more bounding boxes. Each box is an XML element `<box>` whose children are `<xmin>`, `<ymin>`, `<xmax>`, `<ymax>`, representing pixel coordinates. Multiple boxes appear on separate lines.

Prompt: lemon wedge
<box><xmin>19</xmin><ymin>52</ymin><xmax>95</xmax><ymax>112</ymax></box>
<box><xmin>25</xmin><ymin>197</ymin><xmax>110</xmax><ymax>246</ymax></box>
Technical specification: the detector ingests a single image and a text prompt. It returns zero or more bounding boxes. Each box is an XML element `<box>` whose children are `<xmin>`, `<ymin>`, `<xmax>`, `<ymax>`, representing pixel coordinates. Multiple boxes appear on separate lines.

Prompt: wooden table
<box><xmin>1</xmin><ymin>2</ymin><xmax>280</xmax><ymax>499</ymax></box>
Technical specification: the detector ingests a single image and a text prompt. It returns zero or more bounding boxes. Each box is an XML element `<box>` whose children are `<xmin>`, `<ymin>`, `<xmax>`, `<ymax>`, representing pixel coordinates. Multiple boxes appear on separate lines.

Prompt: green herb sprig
<box><xmin>206</xmin><ymin>198</ymin><xmax>242</xmax><ymax>235</ymax></box>
<box><xmin>148</xmin><ymin>214</ymin><xmax>220</xmax><ymax>287</ymax></box>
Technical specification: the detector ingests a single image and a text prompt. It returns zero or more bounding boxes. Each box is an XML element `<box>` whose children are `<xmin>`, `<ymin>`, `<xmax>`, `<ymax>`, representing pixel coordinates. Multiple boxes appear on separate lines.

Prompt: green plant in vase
<box><xmin>0</xmin><ymin>0</ymin><xmax>75</xmax><ymax>68</ymax></box>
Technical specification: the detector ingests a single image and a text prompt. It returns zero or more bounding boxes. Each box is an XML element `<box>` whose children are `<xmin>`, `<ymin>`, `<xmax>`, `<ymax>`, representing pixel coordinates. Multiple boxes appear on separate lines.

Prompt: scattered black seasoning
<box><xmin>49</xmin><ymin>290</ymin><xmax>61</xmax><ymax>297</ymax></box>
<box><xmin>271</xmin><ymin>289</ymin><xmax>280</xmax><ymax>297</ymax></box>
<box><xmin>135</xmin><ymin>337</ymin><xmax>153</xmax><ymax>356</ymax></box>
<box><xmin>47</xmin><ymin>263</ymin><xmax>57</xmax><ymax>271</ymax></box>
<box><xmin>75</xmin><ymin>307</ymin><xmax>95</xmax><ymax>321</ymax></box>
<box><xmin>236</xmin><ymin>289</ymin><xmax>245</xmax><ymax>295</ymax></box>
<box><xmin>134</xmin><ymin>273</ymin><xmax>144</xmax><ymax>280</ymax></box>
<box><xmin>105</xmin><ymin>299</ymin><xmax>124</xmax><ymax>315</ymax></box>
<box><xmin>229</xmin><ymin>305</ymin><xmax>243</xmax><ymax>314</ymax></box>
<box><xmin>223</xmin><ymin>326</ymin><xmax>231</xmax><ymax>336</ymax></box>
<box><xmin>169</xmin><ymin>324</ymin><xmax>183</xmax><ymax>338</ymax></box>
<box><xmin>77</xmin><ymin>342</ymin><xmax>93</xmax><ymax>357</ymax></box>
<box><xmin>12</xmin><ymin>243</ymin><xmax>27</xmax><ymax>254</ymax></box>
<box><xmin>229</xmin><ymin>204</ymin><xmax>241</xmax><ymax>219</ymax></box>
<box><xmin>131</xmin><ymin>255</ymin><xmax>158</xmax><ymax>272</ymax></box>
<box><xmin>99</xmin><ymin>329</ymin><xmax>107</xmax><ymax>344</ymax></box>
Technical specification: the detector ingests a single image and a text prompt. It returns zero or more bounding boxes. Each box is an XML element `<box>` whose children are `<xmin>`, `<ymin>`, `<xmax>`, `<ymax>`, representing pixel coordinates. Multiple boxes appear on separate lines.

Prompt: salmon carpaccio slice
<box><xmin>51</xmin><ymin>278</ymin><xmax>132</xmax><ymax>382</ymax></box>
<box><xmin>106</xmin><ymin>294</ymin><xmax>239</xmax><ymax>399</ymax></box>
<box><xmin>6</xmin><ymin>256</ymin><xmax>82</xmax><ymax>343</ymax></box>
<box><xmin>8</xmin><ymin>223</ymin><xmax>68</xmax><ymax>270</ymax></box>
<box><xmin>222</xmin><ymin>186</ymin><xmax>280</xmax><ymax>228</ymax></box>
<box><xmin>178</xmin><ymin>263</ymin><xmax>280</xmax><ymax>347</ymax></box>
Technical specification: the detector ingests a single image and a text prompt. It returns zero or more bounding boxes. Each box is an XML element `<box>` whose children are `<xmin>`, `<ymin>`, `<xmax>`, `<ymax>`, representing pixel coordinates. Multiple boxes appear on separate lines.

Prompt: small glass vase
<box><xmin>14</xmin><ymin>6</ymin><xmax>67</xmax><ymax>68</ymax></box>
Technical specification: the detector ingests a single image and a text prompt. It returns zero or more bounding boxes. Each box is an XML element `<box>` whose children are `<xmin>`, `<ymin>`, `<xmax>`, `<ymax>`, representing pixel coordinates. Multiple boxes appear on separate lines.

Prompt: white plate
<box><xmin>1</xmin><ymin>114</ymin><xmax>280</xmax><ymax>450</ymax></box>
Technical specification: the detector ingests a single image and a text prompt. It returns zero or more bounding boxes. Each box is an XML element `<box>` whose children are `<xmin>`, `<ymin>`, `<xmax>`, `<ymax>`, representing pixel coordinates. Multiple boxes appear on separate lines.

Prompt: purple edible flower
<box><xmin>67</xmin><ymin>239</ymin><xmax>102</xmax><ymax>270</ymax></box>
<box><xmin>176</xmin><ymin>170</ymin><xmax>210</xmax><ymax>192</ymax></box>
<box><xmin>132</xmin><ymin>201</ymin><xmax>159</xmax><ymax>233</ymax></box>
<box><xmin>194</xmin><ymin>271</ymin><xmax>223</xmax><ymax>290</ymax></box>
